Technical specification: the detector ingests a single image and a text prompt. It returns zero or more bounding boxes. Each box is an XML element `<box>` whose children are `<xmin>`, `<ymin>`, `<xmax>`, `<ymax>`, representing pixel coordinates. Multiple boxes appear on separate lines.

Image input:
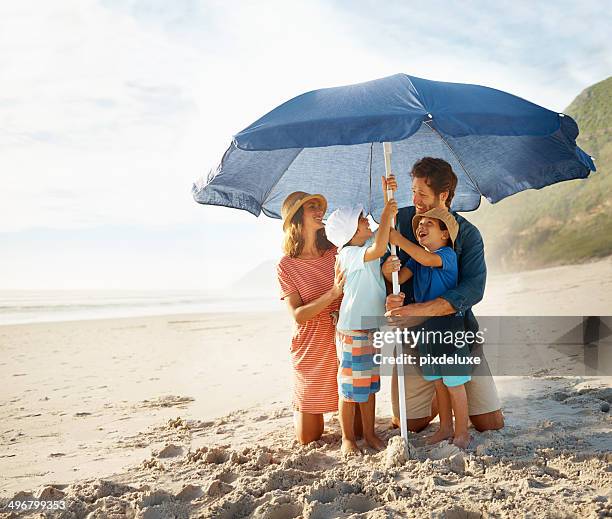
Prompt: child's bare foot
<box><xmin>341</xmin><ymin>439</ymin><xmax>361</xmax><ymax>457</ymax></box>
<box><xmin>364</xmin><ymin>433</ymin><xmax>386</xmax><ymax>451</ymax></box>
<box><xmin>425</xmin><ymin>427</ymin><xmax>454</xmax><ymax>445</ymax></box>
<box><xmin>452</xmin><ymin>432</ymin><xmax>472</xmax><ymax>450</ymax></box>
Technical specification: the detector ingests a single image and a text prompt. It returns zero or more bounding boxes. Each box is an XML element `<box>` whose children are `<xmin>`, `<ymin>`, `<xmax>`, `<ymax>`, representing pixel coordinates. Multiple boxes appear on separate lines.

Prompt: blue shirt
<box><xmin>337</xmin><ymin>236</ymin><xmax>386</xmax><ymax>331</ymax></box>
<box><xmin>385</xmin><ymin>206</ymin><xmax>487</xmax><ymax>333</ymax></box>
<box><xmin>407</xmin><ymin>246</ymin><xmax>458</xmax><ymax>303</ymax></box>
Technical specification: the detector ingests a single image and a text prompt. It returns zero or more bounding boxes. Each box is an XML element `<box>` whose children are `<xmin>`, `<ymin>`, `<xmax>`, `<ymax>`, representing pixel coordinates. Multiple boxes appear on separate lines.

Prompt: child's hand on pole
<box><xmin>382</xmin><ymin>198</ymin><xmax>398</xmax><ymax>222</ymax></box>
<box><xmin>389</xmin><ymin>228</ymin><xmax>402</xmax><ymax>245</ymax></box>
<box><xmin>382</xmin><ymin>255</ymin><xmax>401</xmax><ymax>280</ymax></box>
<box><xmin>382</xmin><ymin>174</ymin><xmax>398</xmax><ymax>193</ymax></box>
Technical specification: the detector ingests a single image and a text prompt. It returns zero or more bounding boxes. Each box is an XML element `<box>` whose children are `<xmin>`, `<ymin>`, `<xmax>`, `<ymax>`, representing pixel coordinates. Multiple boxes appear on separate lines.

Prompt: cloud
<box><xmin>0</xmin><ymin>0</ymin><xmax>609</xmax><ymax>287</ymax></box>
<box><xmin>330</xmin><ymin>0</ymin><xmax>611</xmax><ymax>110</ymax></box>
<box><xmin>3</xmin><ymin>0</ymin><xmax>608</xmax><ymax>232</ymax></box>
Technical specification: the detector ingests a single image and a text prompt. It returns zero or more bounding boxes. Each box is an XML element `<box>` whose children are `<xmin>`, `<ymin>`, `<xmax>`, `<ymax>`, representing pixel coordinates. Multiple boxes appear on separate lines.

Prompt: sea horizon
<box><xmin>0</xmin><ymin>289</ymin><xmax>282</xmax><ymax>325</ymax></box>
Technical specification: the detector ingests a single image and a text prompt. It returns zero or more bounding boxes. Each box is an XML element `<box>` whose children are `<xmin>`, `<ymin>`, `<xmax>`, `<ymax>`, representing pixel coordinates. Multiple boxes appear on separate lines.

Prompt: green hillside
<box><xmin>467</xmin><ymin>76</ymin><xmax>612</xmax><ymax>271</ymax></box>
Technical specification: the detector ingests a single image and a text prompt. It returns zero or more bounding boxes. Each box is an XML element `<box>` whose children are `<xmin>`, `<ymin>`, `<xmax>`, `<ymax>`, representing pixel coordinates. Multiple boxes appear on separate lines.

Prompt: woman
<box><xmin>276</xmin><ymin>191</ymin><xmax>346</xmax><ymax>444</ymax></box>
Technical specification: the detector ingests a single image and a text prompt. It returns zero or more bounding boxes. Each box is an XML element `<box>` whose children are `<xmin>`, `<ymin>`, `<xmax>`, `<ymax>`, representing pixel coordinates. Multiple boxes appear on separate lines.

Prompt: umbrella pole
<box><xmin>383</xmin><ymin>142</ymin><xmax>409</xmax><ymax>452</ymax></box>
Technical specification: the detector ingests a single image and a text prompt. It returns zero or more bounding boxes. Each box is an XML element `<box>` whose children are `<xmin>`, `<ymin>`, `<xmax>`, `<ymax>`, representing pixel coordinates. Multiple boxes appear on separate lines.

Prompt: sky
<box><xmin>1</xmin><ymin>0</ymin><xmax>610</xmax><ymax>290</ymax></box>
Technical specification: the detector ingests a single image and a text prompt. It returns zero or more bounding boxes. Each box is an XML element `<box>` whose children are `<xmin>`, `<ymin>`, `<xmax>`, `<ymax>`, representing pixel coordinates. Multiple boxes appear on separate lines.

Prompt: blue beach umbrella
<box><xmin>193</xmin><ymin>73</ymin><xmax>595</xmax><ymax>449</ymax></box>
<box><xmin>193</xmin><ymin>73</ymin><xmax>595</xmax><ymax>222</ymax></box>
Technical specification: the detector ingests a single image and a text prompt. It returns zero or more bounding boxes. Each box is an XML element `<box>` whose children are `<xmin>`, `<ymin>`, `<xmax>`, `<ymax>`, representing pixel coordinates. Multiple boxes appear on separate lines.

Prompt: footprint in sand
<box><xmin>216</xmin><ymin>471</ymin><xmax>239</xmax><ymax>484</ymax></box>
<box><xmin>341</xmin><ymin>494</ymin><xmax>381</xmax><ymax>514</ymax></box>
<box><xmin>140</xmin><ymin>395</ymin><xmax>195</xmax><ymax>409</ymax></box>
<box><xmin>252</xmin><ymin>498</ymin><xmax>303</xmax><ymax>518</ymax></box>
<box><xmin>436</xmin><ymin>505</ymin><xmax>482</xmax><ymax>519</ymax></box>
<box><xmin>425</xmin><ymin>440</ymin><xmax>462</xmax><ymax>460</ymax></box>
<box><xmin>155</xmin><ymin>444</ymin><xmax>183</xmax><ymax>458</ymax></box>
<box><xmin>176</xmin><ymin>484</ymin><xmax>203</xmax><ymax>501</ymax></box>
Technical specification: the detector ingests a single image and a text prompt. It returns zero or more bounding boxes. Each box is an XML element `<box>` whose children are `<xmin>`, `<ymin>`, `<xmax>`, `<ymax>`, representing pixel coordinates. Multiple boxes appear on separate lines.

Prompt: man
<box><xmin>383</xmin><ymin>157</ymin><xmax>504</xmax><ymax>433</ymax></box>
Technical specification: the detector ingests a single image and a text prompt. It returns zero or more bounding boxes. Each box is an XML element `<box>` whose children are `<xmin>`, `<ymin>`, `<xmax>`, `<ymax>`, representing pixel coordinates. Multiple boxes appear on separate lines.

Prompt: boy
<box><xmin>386</xmin><ymin>208</ymin><xmax>472</xmax><ymax>449</ymax></box>
<box><xmin>325</xmin><ymin>182</ymin><xmax>397</xmax><ymax>456</ymax></box>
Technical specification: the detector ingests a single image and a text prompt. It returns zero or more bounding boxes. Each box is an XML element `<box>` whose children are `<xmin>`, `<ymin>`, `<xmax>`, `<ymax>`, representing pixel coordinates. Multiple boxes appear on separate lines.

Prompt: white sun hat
<box><xmin>325</xmin><ymin>204</ymin><xmax>364</xmax><ymax>251</ymax></box>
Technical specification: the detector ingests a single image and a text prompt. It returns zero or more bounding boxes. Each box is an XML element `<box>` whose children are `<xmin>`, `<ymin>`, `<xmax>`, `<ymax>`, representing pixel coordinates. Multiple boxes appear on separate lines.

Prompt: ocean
<box><xmin>0</xmin><ymin>290</ymin><xmax>282</xmax><ymax>325</ymax></box>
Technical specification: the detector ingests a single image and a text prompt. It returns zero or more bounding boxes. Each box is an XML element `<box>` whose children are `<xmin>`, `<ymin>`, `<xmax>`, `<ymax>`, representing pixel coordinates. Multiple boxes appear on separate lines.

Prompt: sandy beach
<box><xmin>2</xmin><ymin>1</ymin><xmax>609</xmax><ymax>517</ymax></box>
<box><xmin>1</xmin><ymin>257</ymin><xmax>611</xmax><ymax>518</ymax></box>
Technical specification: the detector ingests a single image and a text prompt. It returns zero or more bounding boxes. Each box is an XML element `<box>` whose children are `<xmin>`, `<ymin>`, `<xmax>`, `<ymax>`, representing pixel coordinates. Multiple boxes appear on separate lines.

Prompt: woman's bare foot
<box><xmin>452</xmin><ymin>432</ymin><xmax>472</xmax><ymax>449</ymax></box>
<box><xmin>364</xmin><ymin>433</ymin><xmax>386</xmax><ymax>451</ymax></box>
<box><xmin>425</xmin><ymin>427</ymin><xmax>454</xmax><ymax>445</ymax></box>
<box><xmin>341</xmin><ymin>439</ymin><xmax>361</xmax><ymax>457</ymax></box>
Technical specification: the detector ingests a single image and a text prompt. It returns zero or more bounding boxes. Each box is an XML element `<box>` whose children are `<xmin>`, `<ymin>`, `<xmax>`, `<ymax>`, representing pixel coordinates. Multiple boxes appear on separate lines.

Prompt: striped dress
<box><xmin>277</xmin><ymin>246</ymin><xmax>341</xmax><ymax>414</ymax></box>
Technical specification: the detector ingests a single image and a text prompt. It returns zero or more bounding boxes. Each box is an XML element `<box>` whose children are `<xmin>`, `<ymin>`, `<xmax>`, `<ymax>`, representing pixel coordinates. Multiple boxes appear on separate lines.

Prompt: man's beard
<box><xmin>415</xmin><ymin>202</ymin><xmax>436</xmax><ymax>214</ymax></box>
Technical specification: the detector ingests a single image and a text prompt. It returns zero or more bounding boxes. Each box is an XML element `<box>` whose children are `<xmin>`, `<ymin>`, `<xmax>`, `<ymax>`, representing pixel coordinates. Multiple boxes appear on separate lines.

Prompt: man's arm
<box><xmin>386</xmin><ymin>296</ymin><xmax>455</xmax><ymax>317</ymax></box>
<box><xmin>385</xmin><ymin>221</ymin><xmax>486</xmax><ymax>317</ymax></box>
<box><xmin>439</xmin><ymin>222</ymin><xmax>486</xmax><ymax>315</ymax></box>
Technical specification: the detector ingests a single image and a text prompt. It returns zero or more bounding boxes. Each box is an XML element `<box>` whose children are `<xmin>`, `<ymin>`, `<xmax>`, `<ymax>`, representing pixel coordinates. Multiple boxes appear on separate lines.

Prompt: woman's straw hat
<box><xmin>281</xmin><ymin>191</ymin><xmax>327</xmax><ymax>231</ymax></box>
<box><xmin>412</xmin><ymin>207</ymin><xmax>459</xmax><ymax>246</ymax></box>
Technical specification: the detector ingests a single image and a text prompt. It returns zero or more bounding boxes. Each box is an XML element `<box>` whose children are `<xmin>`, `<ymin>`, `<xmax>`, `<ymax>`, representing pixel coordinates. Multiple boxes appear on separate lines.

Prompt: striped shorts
<box><xmin>336</xmin><ymin>329</ymin><xmax>380</xmax><ymax>403</ymax></box>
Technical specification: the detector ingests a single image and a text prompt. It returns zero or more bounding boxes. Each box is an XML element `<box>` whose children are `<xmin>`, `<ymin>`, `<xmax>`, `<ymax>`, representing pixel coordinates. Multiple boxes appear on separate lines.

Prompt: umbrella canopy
<box><xmin>193</xmin><ymin>73</ymin><xmax>595</xmax><ymax>219</ymax></box>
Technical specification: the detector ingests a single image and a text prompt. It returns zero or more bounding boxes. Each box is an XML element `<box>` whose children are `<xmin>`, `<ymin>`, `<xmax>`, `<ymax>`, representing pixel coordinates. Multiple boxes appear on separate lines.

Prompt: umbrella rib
<box><xmin>260</xmin><ymin>148</ymin><xmax>305</xmax><ymax>212</ymax></box>
<box><xmin>423</xmin><ymin>121</ymin><xmax>480</xmax><ymax>195</ymax></box>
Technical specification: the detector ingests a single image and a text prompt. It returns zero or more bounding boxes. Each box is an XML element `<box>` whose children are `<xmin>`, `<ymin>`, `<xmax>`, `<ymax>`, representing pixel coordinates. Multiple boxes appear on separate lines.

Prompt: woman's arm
<box><xmin>284</xmin><ymin>261</ymin><xmax>345</xmax><ymax>325</ymax></box>
<box><xmin>389</xmin><ymin>229</ymin><xmax>442</xmax><ymax>268</ymax></box>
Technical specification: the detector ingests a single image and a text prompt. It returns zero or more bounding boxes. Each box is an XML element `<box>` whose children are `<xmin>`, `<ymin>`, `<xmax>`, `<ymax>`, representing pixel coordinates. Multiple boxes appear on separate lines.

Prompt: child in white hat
<box><xmin>325</xmin><ymin>179</ymin><xmax>397</xmax><ymax>456</ymax></box>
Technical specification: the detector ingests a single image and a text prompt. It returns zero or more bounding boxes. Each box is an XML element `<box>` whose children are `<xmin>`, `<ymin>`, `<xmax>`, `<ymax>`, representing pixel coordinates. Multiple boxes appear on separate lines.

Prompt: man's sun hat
<box><xmin>325</xmin><ymin>205</ymin><xmax>364</xmax><ymax>251</ymax></box>
<box><xmin>412</xmin><ymin>207</ymin><xmax>459</xmax><ymax>246</ymax></box>
<box><xmin>281</xmin><ymin>191</ymin><xmax>327</xmax><ymax>231</ymax></box>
